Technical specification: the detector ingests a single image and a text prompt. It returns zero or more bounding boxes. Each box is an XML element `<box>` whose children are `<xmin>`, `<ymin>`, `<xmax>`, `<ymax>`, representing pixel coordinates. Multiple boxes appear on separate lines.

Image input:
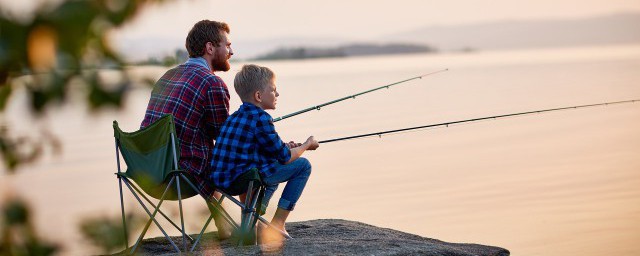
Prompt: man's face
<box><xmin>210</xmin><ymin>31</ymin><xmax>233</xmax><ymax>72</ymax></box>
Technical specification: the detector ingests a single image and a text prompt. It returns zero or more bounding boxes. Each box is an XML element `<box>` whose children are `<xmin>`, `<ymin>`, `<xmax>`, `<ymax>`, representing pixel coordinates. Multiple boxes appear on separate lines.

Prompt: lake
<box><xmin>2</xmin><ymin>44</ymin><xmax>640</xmax><ymax>255</ymax></box>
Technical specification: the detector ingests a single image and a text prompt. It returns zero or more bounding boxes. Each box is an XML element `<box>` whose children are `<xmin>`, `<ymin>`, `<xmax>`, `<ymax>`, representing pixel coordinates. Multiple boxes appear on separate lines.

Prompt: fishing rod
<box><xmin>319</xmin><ymin>99</ymin><xmax>639</xmax><ymax>144</ymax></box>
<box><xmin>272</xmin><ymin>69</ymin><xmax>449</xmax><ymax>122</ymax></box>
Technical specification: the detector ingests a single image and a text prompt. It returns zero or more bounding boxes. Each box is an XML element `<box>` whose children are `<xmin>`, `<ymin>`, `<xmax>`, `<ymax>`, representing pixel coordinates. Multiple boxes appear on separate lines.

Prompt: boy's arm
<box><xmin>255</xmin><ymin>114</ymin><xmax>292</xmax><ymax>164</ymax></box>
<box><xmin>286</xmin><ymin>136</ymin><xmax>319</xmax><ymax>164</ymax></box>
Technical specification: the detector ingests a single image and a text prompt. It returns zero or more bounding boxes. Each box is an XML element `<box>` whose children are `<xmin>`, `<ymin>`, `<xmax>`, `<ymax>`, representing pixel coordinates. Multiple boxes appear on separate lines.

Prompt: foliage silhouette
<box><xmin>0</xmin><ymin>0</ymin><xmax>167</xmax><ymax>172</ymax></box>
<box><xmin>1</xmin><ymin>0</ymin><xmax>172</xmax><ymax>254</ymax></box>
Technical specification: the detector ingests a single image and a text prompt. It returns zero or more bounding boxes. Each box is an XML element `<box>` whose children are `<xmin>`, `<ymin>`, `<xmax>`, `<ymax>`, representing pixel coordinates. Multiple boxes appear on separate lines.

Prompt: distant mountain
<box><xmin>253</xmin><ymin>43</ymin><xmax>435</xmax><ymax>60</ymax></box>
<box><xmin>233</xmin><ymin>36</ymin><xmax>350</xmax><ymax>60</ymax></box>
<box><xmin>114</xmin><ymin>35</ymin><xmax>352</xmax><ymax>61</ymax></box>
<box><xmin>341</xmin><ymin>43</ymin><xmax>436</xmax><ymax>56</ymax></box>
<box><xmin>389</xmin><ymin>12</ymin><xmax>640</xmax><ymax>51</ymax></box>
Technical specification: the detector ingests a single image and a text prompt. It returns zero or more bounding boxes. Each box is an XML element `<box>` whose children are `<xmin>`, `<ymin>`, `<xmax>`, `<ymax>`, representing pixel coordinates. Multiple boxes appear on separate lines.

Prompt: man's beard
<box><xmin>211</xmin><ymin>56</ymin><xmax>230</xmax><ymax>72</ymax></box>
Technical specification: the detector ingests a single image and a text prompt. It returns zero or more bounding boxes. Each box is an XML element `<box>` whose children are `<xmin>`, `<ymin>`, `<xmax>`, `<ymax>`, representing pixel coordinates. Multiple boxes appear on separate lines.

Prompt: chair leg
<box><xmin>190</xmin><ymin>214</ymin><xmax>214</xmax><ymax>252</ymax></box>
<box><xmin>208</xmin><ymin>196</ymin><xmax>238</xmax><ymax>229</ymax></box>
<box><xmin>118</xmin><ymin>176</ymin><xmax>129</xmax><ymax>249</ymax></box>
<box><xmin>238</xmin><ymin>181</ymin><xmax>254</xmax><ymax>246</ymax></box>
<box><xmin>180</xmin><ymin>174</ymin><xmax>238</xmax><ymax>230</ymax></box>
<box><xmin>189</xmin><ymin>198</ymin><xmax>239</xmax><ymax>251</ymax></box>
<box><xmin>124</xmin><ymin>178</ymin><xmax>180</xmax><ymax>254</ymax></box>
<box><xmin>128</xmin><ymin>180</ymin><xmax>194</xmax><ymax>242</ymax></box>
<box><xmin>218</xmin><ymin>189</ymin><xmax>293</xmax><ymax>241</ymax></box>
<box><xmin>115</xmin><ymin>141</ymin><xmax>129</xmax><ymax>250</ymax></box>
<box><xmin>178</xmin><ymin>174</ymin><xmax>238</xmax><ymax>251</ymax></box>
<box><xmin>248</xmin><ymin>187</ymin><xmax>265</xmax><ymax>236</ymax></box>
<box><xmin>247</xmin><ymin>187</ymin><xmax>262</xmax><ymax>241</ymax></box>
<box><xmin>176</xmin><ymin>175</ymin><xmax>187</xmax><ymax>252</ymax></box>
<box><xmin>207</xmin><ymin>193</ymin><xmax>238</xmax><ymax>229</ymax></box>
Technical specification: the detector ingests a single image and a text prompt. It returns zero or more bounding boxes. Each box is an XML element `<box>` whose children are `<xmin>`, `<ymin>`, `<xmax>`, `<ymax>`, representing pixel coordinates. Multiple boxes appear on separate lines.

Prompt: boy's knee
<box><xmin>297</xmin><ymin>157</ymin><xmax>312</xmax><ymax>174</ymax></box>
<box><xmin>296</xmin><ymin>157</ymin><xmax>311</xmax><ymax>176</ymax></box>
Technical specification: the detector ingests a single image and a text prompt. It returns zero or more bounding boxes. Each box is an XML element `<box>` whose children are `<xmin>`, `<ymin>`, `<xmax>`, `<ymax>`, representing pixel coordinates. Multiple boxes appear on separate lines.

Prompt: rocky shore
<box><xmin>116</xmin><ymin>219</ymin><xmax>509</xmax><ymax>255</ymax></box>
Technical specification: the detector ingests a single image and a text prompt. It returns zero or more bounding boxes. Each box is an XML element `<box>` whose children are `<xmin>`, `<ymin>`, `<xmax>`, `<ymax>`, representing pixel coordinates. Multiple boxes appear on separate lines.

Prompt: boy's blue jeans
<box><xmin>261</xmin><ymin>157</ymin><xmax>312</xmax><ymax>211</ymax></box>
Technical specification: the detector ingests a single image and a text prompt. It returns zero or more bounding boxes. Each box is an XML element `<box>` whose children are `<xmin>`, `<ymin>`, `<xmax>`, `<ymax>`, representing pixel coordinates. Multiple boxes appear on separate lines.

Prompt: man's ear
<box><xmin>206</xmin><ymin>42</ymin><xmax>214</xmax><ymax>55</ymax></box>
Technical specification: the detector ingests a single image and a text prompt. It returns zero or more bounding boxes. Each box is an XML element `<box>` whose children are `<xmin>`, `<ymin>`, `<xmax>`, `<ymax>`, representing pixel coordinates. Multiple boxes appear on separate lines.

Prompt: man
<box><xmin>140</xmin><ymin>20</ymin><xmax>234</xmax><ymax>238</ymax></box>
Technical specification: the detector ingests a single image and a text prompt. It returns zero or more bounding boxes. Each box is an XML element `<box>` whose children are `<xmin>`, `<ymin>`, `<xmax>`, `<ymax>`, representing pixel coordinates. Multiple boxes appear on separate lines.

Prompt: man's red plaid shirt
<box><xmin>141</xmin><ymin>60</ymin><xmax>230</xmax><ymax>197</ymax></box>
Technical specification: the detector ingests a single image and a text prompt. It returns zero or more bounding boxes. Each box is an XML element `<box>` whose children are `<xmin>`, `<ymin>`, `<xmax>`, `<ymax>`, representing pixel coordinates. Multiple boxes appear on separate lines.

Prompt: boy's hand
<box><xmin>285</xmin><ymin>136</ymin><xmax>318</xmax><ymax>164</ymax></box>
<box><xmin>304</xmin><ymin>136</ymin><xmax>319</xmax><ymax>150</ymax></box>
<box><xmin>286</xmin><ymin>141</ymin><xmax>302</xmax><ymax>148</ymax></box>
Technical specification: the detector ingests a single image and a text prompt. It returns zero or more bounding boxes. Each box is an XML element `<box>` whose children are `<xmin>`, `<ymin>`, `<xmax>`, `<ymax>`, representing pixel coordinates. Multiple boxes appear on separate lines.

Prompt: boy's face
<box><xmin>258</xmin><ymin>78</ymin><xmax>279</xmax><ymax>110</ymax></box>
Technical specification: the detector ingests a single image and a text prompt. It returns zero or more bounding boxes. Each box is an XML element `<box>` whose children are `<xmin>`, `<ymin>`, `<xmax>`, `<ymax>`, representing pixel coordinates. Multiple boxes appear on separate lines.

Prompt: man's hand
<box><xmin>304</xmin><ymin>136</ymin><xmax>319</xmax><ymax>150</ymax></box>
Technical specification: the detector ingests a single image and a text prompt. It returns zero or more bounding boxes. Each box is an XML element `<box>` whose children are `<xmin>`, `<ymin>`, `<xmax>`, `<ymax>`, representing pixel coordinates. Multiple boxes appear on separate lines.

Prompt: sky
<box><xmin>115</xmin><ymin>0</ymin><xmax>640</xmax><ymax>40</ymax></box>
<box><xmin>4</xmin><ymin>0</ymin><xmax>640</xmax><ymax>39</ymax></box>
<box><xmin>2</xmin><ymin>0</ymin><xmax>640</xmax><ymax>58</ymax></box>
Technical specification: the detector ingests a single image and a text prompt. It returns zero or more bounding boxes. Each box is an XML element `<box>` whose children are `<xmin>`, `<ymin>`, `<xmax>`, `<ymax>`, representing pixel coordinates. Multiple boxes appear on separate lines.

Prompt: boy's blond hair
<box><xmin>234</xmin><ymin>64</ymin><xmax>275</xmax><ymax>102</ymax></box>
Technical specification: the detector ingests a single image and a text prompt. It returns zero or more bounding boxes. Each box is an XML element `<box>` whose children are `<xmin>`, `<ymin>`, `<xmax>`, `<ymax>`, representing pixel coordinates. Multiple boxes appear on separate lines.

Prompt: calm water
<box><xmin>2</xmin><ymin>44</ymin><xmax>640</xmax><ymax>255</ymax></box>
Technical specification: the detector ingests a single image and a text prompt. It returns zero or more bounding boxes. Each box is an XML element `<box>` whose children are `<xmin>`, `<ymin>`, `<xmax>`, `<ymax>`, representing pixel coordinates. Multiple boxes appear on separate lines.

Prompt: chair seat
<box><xmin>116</xmin><ymin>170</ymin><xmax>200</xmax><ymax>200</ymax></box>
<box><xmin>224</xmin><ymin>168</ymin><xmax>264</xmax><ymax>196</ymax></box>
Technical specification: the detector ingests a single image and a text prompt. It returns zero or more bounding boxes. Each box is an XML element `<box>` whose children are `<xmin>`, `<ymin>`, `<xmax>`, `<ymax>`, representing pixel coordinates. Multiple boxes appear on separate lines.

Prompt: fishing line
<box><xmin>272</xmin><ymin>69</ymin><xmax>449</xmax><ymax>122</ymax></box>
<box><xmin>319</xmin><ymin>99</ymin><xmax>639</xmax><ymax>144</ymax></box>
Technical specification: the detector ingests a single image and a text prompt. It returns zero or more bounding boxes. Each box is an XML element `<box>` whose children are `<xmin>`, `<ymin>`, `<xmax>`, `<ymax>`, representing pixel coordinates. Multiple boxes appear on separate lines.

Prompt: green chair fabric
<box><xmin>225</xmin><ymin>168</ymin><xmax>263</xmax><ymax>196</ymax></box>
<box><xmin>113</xmin><ymin>115</ymin><xmax>197</xmax><ymax>200</ymax></box>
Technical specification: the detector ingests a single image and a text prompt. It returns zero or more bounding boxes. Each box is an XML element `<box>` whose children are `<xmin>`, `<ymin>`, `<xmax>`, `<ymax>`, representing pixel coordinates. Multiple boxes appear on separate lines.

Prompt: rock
<box><xmin>115</xmin><ymin>219</ymin><xmax>509</xmax><ymax>255</ymax></box>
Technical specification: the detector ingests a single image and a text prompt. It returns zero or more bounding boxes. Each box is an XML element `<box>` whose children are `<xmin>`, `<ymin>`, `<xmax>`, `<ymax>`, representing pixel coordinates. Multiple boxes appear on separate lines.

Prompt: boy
<box><xmin>210</xmin><ymin>64</ymin><xmax>319</xmax><ymax>238</ymax></box>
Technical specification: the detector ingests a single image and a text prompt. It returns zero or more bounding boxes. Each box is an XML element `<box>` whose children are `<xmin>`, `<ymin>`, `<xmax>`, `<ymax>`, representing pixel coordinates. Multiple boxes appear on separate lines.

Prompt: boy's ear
<box><xmin>254</xmin><ymin>90</ymin><xmax>262</xmax><ymax>103</ymax></box>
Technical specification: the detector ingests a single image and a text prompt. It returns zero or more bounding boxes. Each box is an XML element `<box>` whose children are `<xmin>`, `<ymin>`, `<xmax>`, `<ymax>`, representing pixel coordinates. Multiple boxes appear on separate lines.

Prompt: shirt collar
<box><xmin>240</xmin><ymin>102</ymin><xmax>272</xmax><ymax>118</ymax></box>
<box><xmin>241</xmin><ymin>102</ymin><xmax>261</xmax><ymax>111</ymax></box>
<box><xmin>184</xmin><ymin>57</ymin><xmax>211</xmax><ymax>71</ymax></box>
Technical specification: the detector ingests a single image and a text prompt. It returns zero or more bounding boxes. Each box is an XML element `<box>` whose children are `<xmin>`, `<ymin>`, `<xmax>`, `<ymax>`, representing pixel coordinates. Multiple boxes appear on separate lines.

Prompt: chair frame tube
<box><xmin>179</xmin><ymin>174</ymin><xmax>239</xmax><ymax>251</ymax></box>
<box><xmin>124</xmin><ymin>176</ymin><xmax>194</xmax><ymax>242</ymax></box>
<box><xmin>243</xmin><ymin>182</ymin><xmax>255</xmax><ymax>244</ymax></box>
<box><xmin>125</xmin><ymin>177</ymin><xmax>180</xmax><ymax>254</ymax></box>
<box><xmin>217</xmin><ymin>190</ymin><xmax>292</xmax><ymax>240</ymax></box>
<box><xmin>176</xmin><ymin>175</ymin><xmax>186</xmax><ymax>251</ymax></box>
<box><xmin>115</xmin><ymin>140</ymin><xmax>129</xmax><ymax>249</ymax></box>
<box><xmin>171</xmin><ymin>134</ymin><xmax>188</xmax><ymax>251</ymax></box>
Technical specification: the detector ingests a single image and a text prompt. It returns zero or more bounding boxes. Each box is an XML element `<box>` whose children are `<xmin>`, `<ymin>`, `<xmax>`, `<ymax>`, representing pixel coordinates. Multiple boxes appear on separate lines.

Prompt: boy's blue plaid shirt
<box><xmin>210</xmin><ymin>102</ymin><xmax>291</xmax><ymax>189</ymax></box>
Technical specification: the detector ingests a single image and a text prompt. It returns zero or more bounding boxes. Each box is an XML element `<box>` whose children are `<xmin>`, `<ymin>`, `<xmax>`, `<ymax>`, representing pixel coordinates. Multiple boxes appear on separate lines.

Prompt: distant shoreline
<box><xmin>251</xmin><ymin>42</ymin><xmax>438</xmax><ymax>61</ymax></box>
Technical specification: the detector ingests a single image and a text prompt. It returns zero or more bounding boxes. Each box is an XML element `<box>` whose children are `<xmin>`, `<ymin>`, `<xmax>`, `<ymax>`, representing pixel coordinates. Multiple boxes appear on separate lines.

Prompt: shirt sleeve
<box><xmin>255</xmin><ymin>113</ymin><xmax>291</xmax><ymax>164</ymax></box>
<box><xmin>203</xmin><ymin>77</ymin><xmax>230</xmax><ymax>140</ymax></box>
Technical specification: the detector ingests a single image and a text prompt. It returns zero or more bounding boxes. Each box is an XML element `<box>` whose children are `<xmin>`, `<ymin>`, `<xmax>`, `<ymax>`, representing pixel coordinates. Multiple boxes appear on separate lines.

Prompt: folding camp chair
<box><xmin>113</xmin><ymin>114</ymin><xmax>238</xmax><ymax>254</ymax></box>
<box><xmin>113</xmin><ymin>114</ymin><xmax>290</xmax><ymax>252</ymax></box>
